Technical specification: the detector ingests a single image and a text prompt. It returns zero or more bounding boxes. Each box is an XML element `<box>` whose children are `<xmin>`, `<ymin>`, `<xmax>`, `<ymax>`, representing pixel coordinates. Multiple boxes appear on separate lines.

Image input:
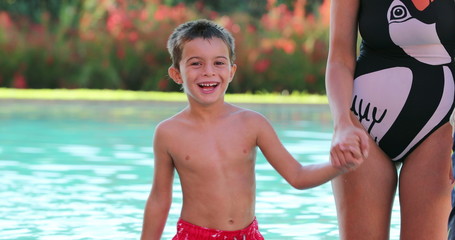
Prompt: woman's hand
<box><xmin>330</xmin><ymin>124</ymin><xmax>369</xmax><ymax>171</ymax></box>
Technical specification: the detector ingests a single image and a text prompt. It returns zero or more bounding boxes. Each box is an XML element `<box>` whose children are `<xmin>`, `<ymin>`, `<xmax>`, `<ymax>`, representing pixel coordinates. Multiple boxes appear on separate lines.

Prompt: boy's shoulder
<box><xmin>229</xmin><ymin>104</ymin><xmax>271</xmax><ymax>127</ymax></box>
<box><xmin>228</xmin><ymin>103</ymin><xmax>266</xmax><ymax>118</ymax></box>
<box><xmin>153</xmin><ymin>112</ymin><xmax>188</xmax><ymax>143</ymax></box>
<box><xmin>155</xmin><ymin>110</ymin><xmax>187</xmax><ymax>130</ymax></box>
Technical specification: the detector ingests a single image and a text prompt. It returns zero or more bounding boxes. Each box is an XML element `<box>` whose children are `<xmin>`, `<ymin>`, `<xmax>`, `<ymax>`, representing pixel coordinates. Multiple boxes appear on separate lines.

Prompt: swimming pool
<box><xmin>0</xmin><ymin>100</ymin><xmax>400</xmax><ymax>239</ymax></box>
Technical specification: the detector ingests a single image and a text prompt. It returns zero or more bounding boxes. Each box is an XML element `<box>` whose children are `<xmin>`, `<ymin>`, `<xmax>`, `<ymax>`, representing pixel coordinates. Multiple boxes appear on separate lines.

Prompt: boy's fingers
<box><xmin>331</xmin><ymin>147</ymin><xmax>347</xmax><ymax>168</ymax></box>
<box><xmin>330</xmin><ymin>151</ymin><xmax>341</xmax><ymax>167</ymax></box>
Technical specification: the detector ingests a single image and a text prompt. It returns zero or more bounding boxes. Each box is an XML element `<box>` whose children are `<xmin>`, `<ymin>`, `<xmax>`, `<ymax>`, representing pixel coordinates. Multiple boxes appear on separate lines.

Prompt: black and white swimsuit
<box><xmin>351</xmin><ymin>0</ymin><xmax>455</xmax><ymax>161</ymax></box>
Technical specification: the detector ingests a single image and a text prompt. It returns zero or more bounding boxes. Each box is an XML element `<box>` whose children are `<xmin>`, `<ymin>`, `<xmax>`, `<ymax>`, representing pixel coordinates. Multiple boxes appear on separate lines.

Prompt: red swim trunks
<box><xmin>172</xmin><ymin>217</ymin><xmax>265</xmax><ymax>240</ymax></box>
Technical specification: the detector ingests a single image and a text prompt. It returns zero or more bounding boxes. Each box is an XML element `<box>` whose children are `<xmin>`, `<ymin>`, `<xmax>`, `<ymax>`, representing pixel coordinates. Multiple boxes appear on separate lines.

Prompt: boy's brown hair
<box><xmin>167</xmin><ymin>19</ymin><xmax>236</xmax><ymax>70</ymax></box>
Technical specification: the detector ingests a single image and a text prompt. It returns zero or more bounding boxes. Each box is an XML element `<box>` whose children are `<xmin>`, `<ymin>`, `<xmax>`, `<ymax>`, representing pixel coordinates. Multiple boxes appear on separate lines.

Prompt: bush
<box><xmin>0</xmin><ymin>0</ymin><xmax>331</xmax><ymax>94</ymax></box>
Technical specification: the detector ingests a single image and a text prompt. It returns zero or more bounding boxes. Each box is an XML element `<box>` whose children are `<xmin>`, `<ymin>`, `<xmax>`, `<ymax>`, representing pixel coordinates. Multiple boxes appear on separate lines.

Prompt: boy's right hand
<box><xmin>330</xmin><ymin>125</ymin><xmax>368</xmax><ymax>172</ymax></box>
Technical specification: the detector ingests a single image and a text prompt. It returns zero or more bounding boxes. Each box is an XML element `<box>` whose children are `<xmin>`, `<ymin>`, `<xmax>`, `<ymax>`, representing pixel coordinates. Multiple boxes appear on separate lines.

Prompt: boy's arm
<box><xmin>141</xmin><ymin>124</ymin><xmax>175</xmax><ymax>240</ymax></box>
<box><xmin>254</xmin><ymin>114</ymin><xmax>362</xmax><ymax>190</ymax></box>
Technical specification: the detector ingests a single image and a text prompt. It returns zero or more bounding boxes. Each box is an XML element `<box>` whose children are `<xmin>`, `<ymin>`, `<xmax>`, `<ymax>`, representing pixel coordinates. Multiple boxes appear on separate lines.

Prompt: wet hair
<box><xmin>167</xmin><ymin>19</ymin><xmax>236</xmax><ymax>70</ymax></box>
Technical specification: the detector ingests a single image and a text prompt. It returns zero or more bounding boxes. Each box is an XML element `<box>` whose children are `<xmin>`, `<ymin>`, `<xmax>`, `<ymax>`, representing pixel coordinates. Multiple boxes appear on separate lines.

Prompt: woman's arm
<box><xmin>325</xmin><ymin>0</ymin><xmax>369</xmax><ymax>167</ymax></box>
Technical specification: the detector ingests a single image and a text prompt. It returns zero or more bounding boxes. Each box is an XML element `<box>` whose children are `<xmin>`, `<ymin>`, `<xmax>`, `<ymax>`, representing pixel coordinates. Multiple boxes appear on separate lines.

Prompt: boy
<box><xmin>141</xmin><ymin>19</ymin><xmax>365</xmax><ymax>240</ymax></box>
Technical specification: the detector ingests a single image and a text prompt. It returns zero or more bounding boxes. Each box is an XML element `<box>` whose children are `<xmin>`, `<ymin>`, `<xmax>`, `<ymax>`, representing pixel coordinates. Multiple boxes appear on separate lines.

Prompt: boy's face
<box><xmin>169</xmin><ymin>37</ymin><xmax>237</xmax><ymax>105</ymax></box>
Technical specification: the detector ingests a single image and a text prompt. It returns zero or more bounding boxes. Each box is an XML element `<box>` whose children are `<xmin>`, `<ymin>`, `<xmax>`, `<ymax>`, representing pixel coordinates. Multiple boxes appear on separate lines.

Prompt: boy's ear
<box><xmin>229</xmin><ymin>64</ymin><xmax>237</xmax><ymax>82</ymax></box>
<box><xmin>168</xmin><ymin>67</ymin><xmax>183</xmax><ymax>84</ymax></box>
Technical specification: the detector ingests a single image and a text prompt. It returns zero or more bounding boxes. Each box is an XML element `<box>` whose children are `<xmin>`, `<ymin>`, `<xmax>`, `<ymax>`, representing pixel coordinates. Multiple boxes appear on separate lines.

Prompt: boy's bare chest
<box><xmin>168</xmin><ymin>125</ymin><xmax>257</xmax><ymax>169</ymax></box>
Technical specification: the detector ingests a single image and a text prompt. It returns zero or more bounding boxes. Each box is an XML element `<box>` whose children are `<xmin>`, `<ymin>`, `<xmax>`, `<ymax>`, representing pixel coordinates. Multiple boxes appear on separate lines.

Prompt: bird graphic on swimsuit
<box><xmin>351</xmin><ymin>0</ymin><xmax>455</xmax><ymax>160</ymax></box>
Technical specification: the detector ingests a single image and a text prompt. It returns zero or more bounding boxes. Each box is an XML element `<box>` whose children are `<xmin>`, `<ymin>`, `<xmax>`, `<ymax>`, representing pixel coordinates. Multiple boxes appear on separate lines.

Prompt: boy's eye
<box><xmin>190</xmin><ymin>62</ymin><xmax>202</xmax><ymax>66</ymax></box>
<box><xmin>215</xmin><ymin>61</ymin><xmax>226</xmax><ymax>66</ymax></box>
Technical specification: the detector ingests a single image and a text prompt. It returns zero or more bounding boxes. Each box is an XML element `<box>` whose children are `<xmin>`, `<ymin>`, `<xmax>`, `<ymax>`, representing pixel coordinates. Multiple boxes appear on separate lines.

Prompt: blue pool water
<box><xmin>0</xmin><ymin>100</ymin><xmax>400</xmax><ymax>239</ymax></box>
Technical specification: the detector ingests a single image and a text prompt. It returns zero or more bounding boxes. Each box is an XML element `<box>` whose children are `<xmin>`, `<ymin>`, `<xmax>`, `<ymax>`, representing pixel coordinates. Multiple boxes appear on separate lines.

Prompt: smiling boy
<box><xmin>140</xmin><ymin>19</ymin><xmax>365</xmax><ymax>240</ymax></box>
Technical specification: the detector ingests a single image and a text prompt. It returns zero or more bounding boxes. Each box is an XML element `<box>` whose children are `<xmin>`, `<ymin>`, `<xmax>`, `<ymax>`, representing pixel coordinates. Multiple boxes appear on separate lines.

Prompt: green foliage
<box><xmin>0</xmin><ymin>0</ymin><xmax>331</xmax><ymax>94</ymax></box>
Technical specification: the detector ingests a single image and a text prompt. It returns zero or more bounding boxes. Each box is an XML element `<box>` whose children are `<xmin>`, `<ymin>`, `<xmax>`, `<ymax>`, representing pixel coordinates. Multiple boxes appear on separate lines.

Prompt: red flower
<box><xmin>139</xmin><ymin>9</ymin><xmax>148</xmax><ymax>21</ymax></box>
<box><xmin>128</xmin><ymin>31</ymin><xmax>139</xmax><ymax>43</ymax></box>
<box><xmin>305</xmin><ymin>74</ymin><xmax>316</xmax><ymax>84</ymax></box>
<box><xmin>254</xmin><ymin>59</ymin><xmax>271</xmax><ymax>73</ymax></box>
<box><xmin>195</xmin><ymin>0</ymin><xmax>205</xmax><ymax>12</ymax></box>
<box><xmin>0</xmin><ymin>11</ymin><xmax>12</xmax><ymax>30</ymax></box>
<box><xmin>107</xmin><ymin>9</ymin><xmax>132</xmax><ymax>39</ymax></box>
<box><xmin>153</xmin><ymin>5</ymin><xmax>168</xmax><ymax>21</ymax></box>
<box><xmin>247</xmin><ymin>24</ymin><xmax>256</xmax><ymax>33</ymax></box>
<box><xmin>209</xmin><ymin>11</ymin><xmax>218</xmax><ymax>20</ymax></box>
<box><xmin>275</xmin><ymin>39</ymin><xmax>295</xmax><ymax>54</ymax></box>
<box><xmin>158</xmin><ymin>79</ymin><xmax>168</xmax><ymax>91</ymax></box>
<box><xmin>116</xmin><ymin>46</ymin><xmax>125</xmax><ymax>60</ymax></box>
<box><xmin>13</xmin><ymin>73</ymin><xmax>27</xmax><ymax>89</ymax></box>
<box><xmin>319</xmin><ymin>0</ymin><xmax>331</xmax><ymax>26</ymax></box>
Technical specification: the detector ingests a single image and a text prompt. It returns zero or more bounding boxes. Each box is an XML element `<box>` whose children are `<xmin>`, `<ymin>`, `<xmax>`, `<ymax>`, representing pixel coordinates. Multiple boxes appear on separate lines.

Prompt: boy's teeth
<box><xmin>200</xmin><ymin>83</ymin><xmax>217</xmax><ymax>87</ymax></box>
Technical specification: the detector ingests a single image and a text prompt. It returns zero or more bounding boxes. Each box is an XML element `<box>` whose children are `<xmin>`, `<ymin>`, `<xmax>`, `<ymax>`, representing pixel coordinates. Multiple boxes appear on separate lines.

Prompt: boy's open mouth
<box><xmin>198</xmin><ymin>83</ymin><xmax>219</xmax><ymax>89</ymax></box>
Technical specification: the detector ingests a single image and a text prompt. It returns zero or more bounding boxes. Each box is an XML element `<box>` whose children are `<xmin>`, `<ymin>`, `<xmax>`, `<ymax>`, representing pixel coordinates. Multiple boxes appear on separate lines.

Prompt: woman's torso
<box><xmin>352</xmin><ymin>0</ymin><xmax>455</xmax><ymax>161</ymax></box>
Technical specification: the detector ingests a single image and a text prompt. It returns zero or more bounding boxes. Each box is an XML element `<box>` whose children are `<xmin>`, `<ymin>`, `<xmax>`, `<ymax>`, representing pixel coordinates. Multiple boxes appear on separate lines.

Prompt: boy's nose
<box><xmin>202</xmin><ymin>65</ymin><xmax>215</xmax><ymax>76</ymax></box>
